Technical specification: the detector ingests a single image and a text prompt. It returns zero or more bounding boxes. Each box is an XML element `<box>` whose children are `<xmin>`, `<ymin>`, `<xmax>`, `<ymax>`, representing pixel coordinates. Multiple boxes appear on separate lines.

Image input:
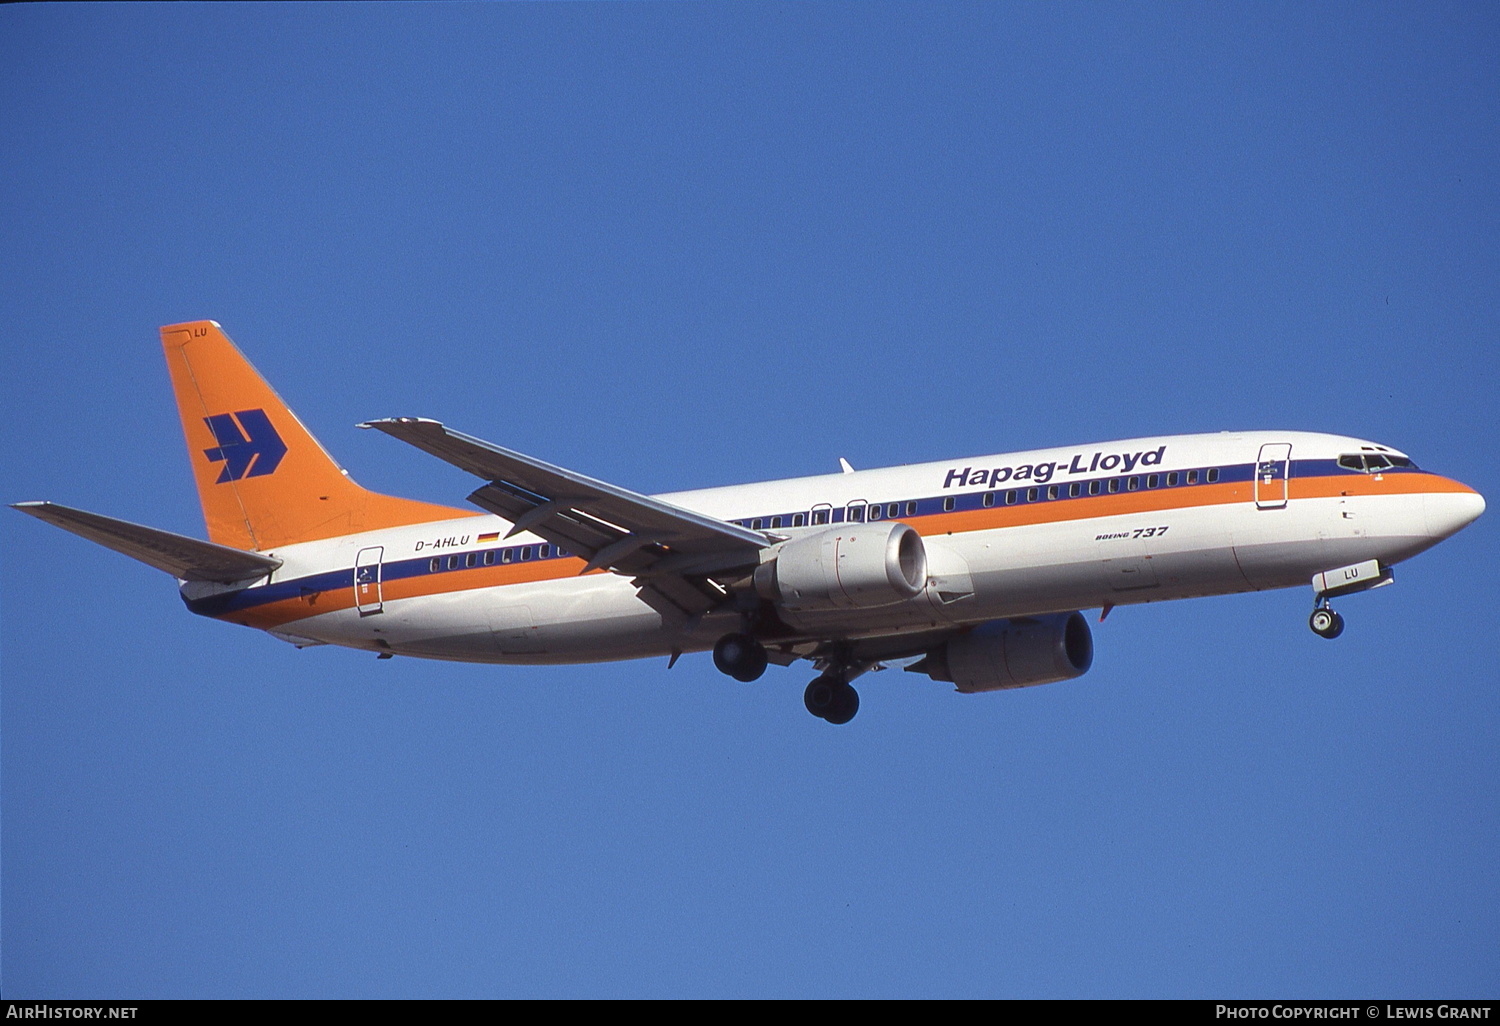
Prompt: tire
<box><xmin>714</xmin><ymin>633</ymin><xmax>768</xmax><ymax>681</ymax></box>
<box><xmin>1309</xmin><ymin>608</ymin><xmax>1344</xmax><ymax>639</ymax></box>
<box><xmin>804</xmin><ymin>676</ymin><xmax>838</xmax><ymax>718</ymax></box>
<box><xmin>823</xmin><ymin>682</ymin><xmax>859</xmax><ymax>725</ymax></box>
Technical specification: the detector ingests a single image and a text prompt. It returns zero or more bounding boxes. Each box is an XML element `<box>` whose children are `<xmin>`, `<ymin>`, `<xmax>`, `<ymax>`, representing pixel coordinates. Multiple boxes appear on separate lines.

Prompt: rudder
<box><xmin>161</xmin><ymin>321</ymin><xmax>472</xmax><ymax>551</ymax></box>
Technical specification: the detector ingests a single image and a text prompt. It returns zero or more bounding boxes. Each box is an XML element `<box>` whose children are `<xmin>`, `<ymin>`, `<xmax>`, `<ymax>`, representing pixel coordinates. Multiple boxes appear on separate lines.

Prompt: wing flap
<box><xmin>632</xmin><ymin>574</ymin><xmax>727</xmax><ymax>622</ymax></box>
<box><xmin>362</xmin><ymin>417</ymin><xmax>768</xmax><ymax>576</ymax></box>
<box><xmin>12</xmin><ymin>502</ymin><xmax>283</xmax><ymax>583</ymax></box>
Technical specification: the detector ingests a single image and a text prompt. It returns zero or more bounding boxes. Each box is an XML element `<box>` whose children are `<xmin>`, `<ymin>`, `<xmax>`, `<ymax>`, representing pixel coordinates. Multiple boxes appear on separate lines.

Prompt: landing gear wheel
<box><xmin>713</xmin><ymin>632</ymin><xmax>768</xmax><ymax>682</ymax></box>
<box><xmin>804</xmin><ymin>676</ymin><xmax>859</xmax><ymax>724</ymax></box>
<box><xmin>1309</xmin><ymin>607</ymin><xmax>1344</xmax><ymax>639</ymax></box>
<box><xmin>804</xmin><ymin>676</ymin><xmax>837</xmax><ymax>718</ymax></box>
<box><xmin>824</xmin><ymin>682</ymin><xmax>859</xmax><ymax>725</ymax></box>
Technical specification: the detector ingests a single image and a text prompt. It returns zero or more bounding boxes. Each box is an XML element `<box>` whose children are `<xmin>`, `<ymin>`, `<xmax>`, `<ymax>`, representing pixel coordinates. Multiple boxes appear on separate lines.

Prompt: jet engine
<box><xmin>912</xmin><ymin>612</ymin><xmax>1093</xmax><ymax>692</ymax></box>
<box><xmin>753</xmin><ymin>522</ymin><xmax>928</xmax><ymax>612</ymax></box>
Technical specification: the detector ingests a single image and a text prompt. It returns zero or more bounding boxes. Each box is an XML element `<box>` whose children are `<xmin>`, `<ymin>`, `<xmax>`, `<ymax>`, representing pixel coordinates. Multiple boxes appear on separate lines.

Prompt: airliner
<box><xmin>13</xmin><ymin>322</ymin><xmax>1485</xmax><ymax>724</ymax></box>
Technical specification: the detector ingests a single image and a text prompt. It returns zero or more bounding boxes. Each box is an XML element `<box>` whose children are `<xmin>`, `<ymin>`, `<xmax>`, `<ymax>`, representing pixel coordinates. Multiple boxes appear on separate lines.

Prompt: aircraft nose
<box><xmin>1425</xmin><ymin>487</ymin><xmax>1485</xmax><ymax>540</ymax></box>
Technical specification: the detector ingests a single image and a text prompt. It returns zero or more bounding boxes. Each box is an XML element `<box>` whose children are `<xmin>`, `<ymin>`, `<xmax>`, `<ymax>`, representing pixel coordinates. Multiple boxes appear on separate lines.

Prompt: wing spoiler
<box><xmin>11</xmin><ymin>502</ymin><xmax>283</xmax><ymax>583</ymax></box>
<box><xmin>360</xmin><ymin>417</ymin><xmax>768</xmax><ymax>577</ymax></box>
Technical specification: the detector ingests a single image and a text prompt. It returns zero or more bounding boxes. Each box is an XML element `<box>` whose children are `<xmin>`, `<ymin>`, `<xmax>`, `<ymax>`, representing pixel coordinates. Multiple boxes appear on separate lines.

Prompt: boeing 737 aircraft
<box><xmin>13</xmin><ymin>322</ymin><xmax>1486</xmax><ymax>723</ymax></box>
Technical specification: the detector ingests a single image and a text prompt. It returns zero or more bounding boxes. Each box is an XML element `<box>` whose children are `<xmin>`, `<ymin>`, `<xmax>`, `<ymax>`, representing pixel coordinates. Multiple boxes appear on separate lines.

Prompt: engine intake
<box><xmin>754</xmin><ymin>522</ymin><xmax>928</xmax><ymax>612</ymax></box>
<box><xmin>912</xmin><ymin>612</ymin><xmax>1093</xmax><ymax>692</ymax></box>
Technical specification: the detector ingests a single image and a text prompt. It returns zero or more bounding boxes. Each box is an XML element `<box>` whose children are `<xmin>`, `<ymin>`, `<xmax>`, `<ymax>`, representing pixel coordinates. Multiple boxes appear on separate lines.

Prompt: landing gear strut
<box><xmin>1308</xmin><ymin>602</ymin><xmax>1344</xmax><ymax>640</ymax></box>
<box><xmin>804</xmin><ymin>675</ymin><xmax>860</xmax><ymax>724</ymax></box>
<box><xmin>713</xmin><ymin>632</ymin><xmax>768</xmax><ymax>682</ymax></box>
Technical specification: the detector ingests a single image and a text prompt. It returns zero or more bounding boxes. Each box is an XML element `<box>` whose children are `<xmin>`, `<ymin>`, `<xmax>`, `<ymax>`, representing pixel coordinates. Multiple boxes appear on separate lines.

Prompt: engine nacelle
<box><xmin>913</xmin><ymin>612</ymin><xmax>1093</xmax><ymax>693</ymax></box>
<box><xmin>754</xmin><ymin>522</ymin><xmax>928</xmax><ymax>612</ymax></box>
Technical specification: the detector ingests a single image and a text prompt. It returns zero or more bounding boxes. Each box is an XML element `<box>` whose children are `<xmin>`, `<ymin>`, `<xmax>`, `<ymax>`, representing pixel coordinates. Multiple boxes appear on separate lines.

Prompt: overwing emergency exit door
<box><xmin>355</xmin><ymin>546</ymin><xmax>384</xmax><ymax>615</ymax></box>
<box><xmin>1254</xmin><ymin>443</ymin><xmax>1292</xmax><ymax>509</ymax></box>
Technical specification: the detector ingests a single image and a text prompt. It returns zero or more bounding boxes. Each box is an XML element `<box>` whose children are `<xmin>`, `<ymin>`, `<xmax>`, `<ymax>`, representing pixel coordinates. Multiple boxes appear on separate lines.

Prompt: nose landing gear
<box><xmin>1308</xmin><ymin>603</ymin><xmax>1345</xmax><ymax>639</ymax></box>
<box><xmin>1306</xmin><ymin>560</ymin><xmax>1394</xmax><ymax>639</ymax></box>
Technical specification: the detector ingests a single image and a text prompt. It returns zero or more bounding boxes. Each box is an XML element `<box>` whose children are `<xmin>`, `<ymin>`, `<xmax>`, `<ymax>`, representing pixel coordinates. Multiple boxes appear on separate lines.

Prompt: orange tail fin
<box><xmin>161</xmin><ymin>321</ymin><xmax>473</xmax><ymax>551</ymax></box>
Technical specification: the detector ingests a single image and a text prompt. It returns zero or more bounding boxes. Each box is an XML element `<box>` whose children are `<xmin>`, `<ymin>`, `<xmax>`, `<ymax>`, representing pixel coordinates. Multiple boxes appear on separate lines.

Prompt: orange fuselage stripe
<box><xmin>214</xmin><ymin>472</ymin><xmax>1471</xmax><ymax>630</ymax></box>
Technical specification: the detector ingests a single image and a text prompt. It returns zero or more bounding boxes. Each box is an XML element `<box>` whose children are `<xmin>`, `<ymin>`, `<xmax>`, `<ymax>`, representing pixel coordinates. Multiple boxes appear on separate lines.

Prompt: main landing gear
<box><xmin>712</xmin><ymin>632</ymin><xmax>768</xmax><ymax>682</ymax></box>
<box><xmin>711</xmin><ymin>630</ymin><xmax>864</xmax><ymax>724</ymax></box>
<box><xmin>1308</xmin><ymin>602</ymin><xmax>1345</xmax><ymax>640</ymax></box>
<box><xmin>803</xmin><ymin>675</ymin><xmax>860</xmax><ymax>725</ymax></box>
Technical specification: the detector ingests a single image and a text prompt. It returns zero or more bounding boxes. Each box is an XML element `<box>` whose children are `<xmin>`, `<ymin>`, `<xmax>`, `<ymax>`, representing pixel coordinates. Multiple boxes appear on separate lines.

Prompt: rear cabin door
<box><xmin>1254</xmin><ymin>443</ymin><xmax>1292</xmax><ymax>510</ymax></box>
<box><xmin>354</xmin><ymin>546</ymin><xmax>384</xmax><ymax>615</ymax></box>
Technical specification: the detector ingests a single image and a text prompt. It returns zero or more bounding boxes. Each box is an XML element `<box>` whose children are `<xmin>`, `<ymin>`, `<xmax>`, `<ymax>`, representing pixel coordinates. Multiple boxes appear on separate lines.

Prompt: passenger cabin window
<box><xmin>1005</xmin><ymin>490</ymin><xmax>1017</xmax><ymax>505</ymax></box>
<box><xmin>539</xmin><ymin>545</ymin><xmax>550</xmax><ymax>558</ymax></box>
<box><xmin>887</xmin><ymin>503</ymin><xmax>899</xmax><ymax>519</ymax></box>
<box><xmin>1069</xmin><ymin>483</ymin><xmax>1081</xmax><ymax>498</ymax></box>
<box><xmin>1027</xmin><ymin>487</ymin><xmax>1038</xmax><ymax>503</ymax></box>
<box><xmin>1047</xmin><ymin>485</ymin><xmax>1059</xmax><ymax>500</ymax></box>
<box><xmin>847</xmin><ymin>504</ymin><xmax>865</xmax><ymax>523</ymax></box>
<box><xmin>1088</xmin><ymin>481</ymin><xmax>1101</xmax><ymax>496</ymax></box>
<box><xmin>868</xmin><ymin>505</ymin><xmax>883</xmax><ymax>521</ymax></box>
<box><xmin>1207</xmin><ymin>468</ymin><xmax>1220</xmax><ymax>483</ymax></box>
<box><xmin>906</xmin><ymin>501</ymin><xmax>917</xmax><ymax>516</ymax></box>
<box><xmin>943</xmin><ymin>497</ymin><xmax>955</xmax><ymax>512</ymax></box>
<box><xmin>430</xmin><ymin>558</ymin><xmax>440</xmax><ymax>573</ymax></box>
<box><xmin>793</xmin><ymin>513</ymin><xmax>806</xmax><ymax>527</ymax></box>
<box><xmin>1187</xmin><ymin>470</ymin><xmax>1199</xmax><ymax>485</ymax></box>
<box><xmin>465</xmin><ymin>552</ymin><xmax>476</xmax><ymax>568</ymax></box>
<box><xmin>520</xmin><ymin>546</ymin><xmax>533</xmax><ymax>561</ymax></box>
<box><xmin>1147</xmin><ymin>474</ymin><xmax>1159</xmax><ymax>489</ymax></box>
<box><xmin>982</xmin><ymin>492</ymin><xmax>995</xmax><ymax>508</ymax></box>
<box><xmin>502</xmin><ymin>549</ymin><xmax>514</xmax><ymax>563</ymax></box>
<box><xmin>483</xmin><ymin>551</ymin><xmax>495</xmax><ymax>566</ymax></box>
<box><xmin>447</xmin><ymin>555</ymin><xmax>459</xmax><ymax>570</ymax></box>
<box><xmin>812</xmin><ymin>509</ymin><xmax>829</xmax><ymax>525</ymax></box>
<box><xmin>770</xmin><ymin>516</ymin><xmax>782</xmax><ymax>529</ymax></box>
<box><xmin>1107</xmin><ymin>479</ymin><xmax>1120</xmax><ymax>494</ymax></box>
<box><xmin>751</xmin><ymin>519</ymin><xmax>763</xmax><ymax>530</ymax></box>
<box><xmin>1127</xmin><ymin>476</ymin><xmax>1139</xmax><ymax>491</ymax></box>
<box><xmin>1166</xmin><ymin>472</ymin><xmax>1179</xmax><ymax>486</ymax></box>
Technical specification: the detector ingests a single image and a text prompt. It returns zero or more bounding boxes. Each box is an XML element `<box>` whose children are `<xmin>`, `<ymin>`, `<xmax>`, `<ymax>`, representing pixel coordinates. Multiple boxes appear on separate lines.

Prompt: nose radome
<box><xmin>1425</xmin><ymin>488</ymin><xmax>1486</xmax><ymax>540</ymax></box>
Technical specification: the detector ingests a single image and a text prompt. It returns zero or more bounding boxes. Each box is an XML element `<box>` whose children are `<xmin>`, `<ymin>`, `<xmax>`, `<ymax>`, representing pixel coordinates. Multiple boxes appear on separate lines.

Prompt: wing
<box><xmin>360</xmin><ymin>418</ymin><xmax>771</xmax><ymax>616</ymax></box>
<box><xmin>12</xmin><ymin>501</ymin><xmax>283</xmax><ymax>583</ymax></box>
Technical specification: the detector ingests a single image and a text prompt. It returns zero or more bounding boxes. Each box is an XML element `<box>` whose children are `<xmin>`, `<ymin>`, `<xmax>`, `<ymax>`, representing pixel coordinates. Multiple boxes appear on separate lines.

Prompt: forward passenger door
<box><xmin>1254</xmin><ymin>443</ymin><xmax>1292</xmax><ymax>510</ymax></box>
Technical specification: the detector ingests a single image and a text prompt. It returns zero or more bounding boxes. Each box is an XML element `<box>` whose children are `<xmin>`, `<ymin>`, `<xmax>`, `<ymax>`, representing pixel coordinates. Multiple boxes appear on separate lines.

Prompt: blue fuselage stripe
<box><xmin>183</xmin><ymin>458</ymin><xmax>1419</xmax><ymax>618</ymax></box>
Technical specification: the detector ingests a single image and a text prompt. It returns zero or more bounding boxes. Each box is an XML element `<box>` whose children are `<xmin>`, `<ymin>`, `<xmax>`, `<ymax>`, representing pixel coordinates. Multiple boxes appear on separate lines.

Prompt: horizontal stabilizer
<box><xmin>11</xmin><ymin>502</ymin><xmax>284</xmax><ymax>583</ymax></box>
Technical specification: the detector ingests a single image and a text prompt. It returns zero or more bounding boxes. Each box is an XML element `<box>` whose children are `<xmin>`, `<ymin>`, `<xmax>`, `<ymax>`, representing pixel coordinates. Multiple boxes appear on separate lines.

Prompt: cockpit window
<box><xmin>1339</xmin><ymin>453</ymin><xmax>1416</xmax><ymax>473</ymax></box>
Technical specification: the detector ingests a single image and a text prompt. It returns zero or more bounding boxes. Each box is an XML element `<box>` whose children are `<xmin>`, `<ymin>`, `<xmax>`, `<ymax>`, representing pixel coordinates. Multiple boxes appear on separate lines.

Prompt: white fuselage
<box><xmin>180</xmin><ymin>430</ymin><xmax>1484</xmax><ymax>664</ymax></box>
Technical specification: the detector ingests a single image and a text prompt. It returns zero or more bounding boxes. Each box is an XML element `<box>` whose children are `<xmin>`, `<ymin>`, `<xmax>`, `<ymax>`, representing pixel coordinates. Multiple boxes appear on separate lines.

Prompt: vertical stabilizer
<box><xmin>160</xmin><ymin>321</ymin><xmax>471</xmax><ymax>551</ymax></box>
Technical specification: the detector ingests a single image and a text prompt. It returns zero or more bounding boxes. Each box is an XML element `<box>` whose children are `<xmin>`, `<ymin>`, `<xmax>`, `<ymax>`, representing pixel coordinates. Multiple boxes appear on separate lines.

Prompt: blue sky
<box><xmin>2</xmin><ymin>3</ymin><xmax>1496</xmax><ymax>998</ymax></box>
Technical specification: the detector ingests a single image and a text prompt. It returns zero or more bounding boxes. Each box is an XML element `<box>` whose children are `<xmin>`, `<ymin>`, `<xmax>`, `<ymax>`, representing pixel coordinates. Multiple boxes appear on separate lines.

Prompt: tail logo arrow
<box><xmin>203</xmin><ymin>409</ymin><xmax>288</xmax><ymax>483</ymax></box>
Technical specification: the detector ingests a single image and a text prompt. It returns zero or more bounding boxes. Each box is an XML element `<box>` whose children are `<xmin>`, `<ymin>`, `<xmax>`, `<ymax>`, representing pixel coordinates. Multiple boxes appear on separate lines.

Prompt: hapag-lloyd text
<box><xmin>944</xmin><ymin>446</ymin><xmax>1167</xmax><ymax>489</ymax></box>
